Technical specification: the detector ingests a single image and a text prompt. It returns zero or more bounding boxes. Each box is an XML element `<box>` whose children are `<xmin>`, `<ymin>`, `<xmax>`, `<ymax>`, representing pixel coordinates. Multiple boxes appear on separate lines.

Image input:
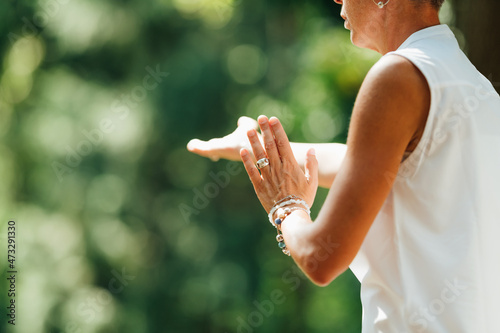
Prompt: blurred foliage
<box><xmin>0</xmin><ymin>0</ymin><xmax>389</xmax><ymax>332</ymax></box>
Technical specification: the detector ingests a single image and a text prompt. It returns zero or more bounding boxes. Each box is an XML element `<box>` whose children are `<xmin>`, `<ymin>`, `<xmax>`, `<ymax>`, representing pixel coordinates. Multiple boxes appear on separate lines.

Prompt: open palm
<box><xmin>187</xmin><ymin>116</ymin><xmax>260</xmax><ymax>161</ymax></box>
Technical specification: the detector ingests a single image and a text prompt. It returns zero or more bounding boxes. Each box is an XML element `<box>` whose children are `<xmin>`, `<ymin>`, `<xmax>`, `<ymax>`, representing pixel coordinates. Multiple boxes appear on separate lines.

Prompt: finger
<box><xmin>186</xmin><ymin>138</ymin><xmax>212</xmax><ymax>155</ymax></box>
<box><xmin>247</xmin><ymin>129</ymin><xmax>268</xmax><ymax>164</ymax></box>
<box><xmin>269</xmin><ymin>117</ymin><xmax>296</xmax><ymax>163</ymax></box>
<box><xmin>186</xmin><ymin>138</ymin><xmax>206</xmax><ymax>152</ymax></box>
<box><xmin>187</xmin><ymin>138</ymin><xmax>225</xmax><ymax>153</ymax></box>
<box><xmin>257</xmin><ymin>115</ymin><xmax>281</xmax><ymax>165</ymax></box>
<box><xmin>240</xmin><ymin>148</ymin><xmax>262</xmax><ymax>185</ymax></box>
<box><xmin>305</xmin><ymin>148</ymin><xmax>319</xmax><ymax>190</ymax></box>
<box><xmin>186</xmin><ymin>139</ymin><xmax>220</xmax><ymax>161</ymax></box>
<box><xmin>237</xmin><ymin>116</ymin><xmax>259</xmax><ymax>130</ymax></box>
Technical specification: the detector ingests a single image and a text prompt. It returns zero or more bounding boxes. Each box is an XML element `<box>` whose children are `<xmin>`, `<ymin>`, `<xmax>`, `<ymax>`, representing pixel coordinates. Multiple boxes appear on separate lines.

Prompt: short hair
<box><xmin>430</xmin><ymin>0</ymin><xmax>445</xmax><ymax>8</ymax></box>
<box><xmin>413</xmin><ymin>0</ymin><xmax>445</xmax><ymax>9</ymax></box>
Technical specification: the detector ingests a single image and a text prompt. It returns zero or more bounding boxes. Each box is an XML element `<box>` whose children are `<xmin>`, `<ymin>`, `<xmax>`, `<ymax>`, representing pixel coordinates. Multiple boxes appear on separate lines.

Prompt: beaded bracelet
<box><xmin>268</xmin><ymin>195</ymin><xmax>311</xmax><ymax>256</ymax></box>
<box><xmin>268</xmin><ymin>195</ymin><xmax>299</xmax><ymax>225</ymax></box>
<box><xmin>273</xmin><ymin>206</ymin><xmax>309</xmax><ymax>256</ymax></box>
<box><xmin>268</xmin><ymin>198</ymin><xmax>311</xmax><ymax>227</ymax></box>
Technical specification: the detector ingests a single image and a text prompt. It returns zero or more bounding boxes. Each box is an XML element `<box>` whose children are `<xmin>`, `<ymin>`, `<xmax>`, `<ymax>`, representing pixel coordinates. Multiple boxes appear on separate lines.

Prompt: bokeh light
<box><xmin>227</xmin><ymin>44</ymin><xmax>268</xmax><ymax>85</ymax></box>
<box><xmin>0</xmin><ymin>0</ymin><xmax>411</xmax><ymax>332</ymax></box>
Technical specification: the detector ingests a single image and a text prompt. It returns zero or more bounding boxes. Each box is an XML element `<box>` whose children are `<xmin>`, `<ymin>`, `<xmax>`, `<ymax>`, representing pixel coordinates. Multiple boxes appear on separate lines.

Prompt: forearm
<box><xmin>280</xmin><ymin>210</ymin><xmax>345</xmax><ymax>286</ymax></box>
<box><xmin>290</xmin><ymin>143</ymin><xmax>347</xmax><ymax>188</ymax></box>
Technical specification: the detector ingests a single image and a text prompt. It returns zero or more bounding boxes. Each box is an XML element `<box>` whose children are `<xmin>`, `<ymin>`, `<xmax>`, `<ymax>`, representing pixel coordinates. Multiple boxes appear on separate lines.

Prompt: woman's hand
<box><xmin>240</xmin><ymin>116</ymin><xmax>319</xmax><ymax>213</ymax></box>
<box><xmin>187</xmin><ymin>116</ymin><xmax>259</xmax><ymax>162</ymax></box>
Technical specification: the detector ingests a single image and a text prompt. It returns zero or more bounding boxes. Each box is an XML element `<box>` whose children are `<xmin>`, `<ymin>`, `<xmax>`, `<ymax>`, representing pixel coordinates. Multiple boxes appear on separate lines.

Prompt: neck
<box><xmin>375</xmin><ymin>6</ymin><xmax>441</xmax><ymax>54</ymax></box>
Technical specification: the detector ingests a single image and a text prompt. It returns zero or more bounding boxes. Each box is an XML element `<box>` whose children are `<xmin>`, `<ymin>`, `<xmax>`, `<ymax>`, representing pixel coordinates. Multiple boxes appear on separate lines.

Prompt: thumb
<box><xmin>305</xmin><ymin>148</ymin><xmax>318</xmax><ymax>188</ymax></box>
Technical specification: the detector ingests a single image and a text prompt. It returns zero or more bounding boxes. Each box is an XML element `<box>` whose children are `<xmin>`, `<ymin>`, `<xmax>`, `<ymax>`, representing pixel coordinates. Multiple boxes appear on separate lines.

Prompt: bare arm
<box><xmin>290</xmin><ymin>143</ymin><xmax>346</xmax><ymax>188</ymax></box>
<box><xmin>187</xmin><ymin>117</ymin><xmax>346</xmax><ymax>188</ymax></box>
<box><xmin>240</xmin><ymin>55</ymin><xmax>430</xmax><ymax>286</ymax></box>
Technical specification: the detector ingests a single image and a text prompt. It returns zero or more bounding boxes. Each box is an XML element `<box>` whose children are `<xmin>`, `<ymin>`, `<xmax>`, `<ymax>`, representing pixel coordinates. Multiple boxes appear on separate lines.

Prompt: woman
<box><xmin>188</xmin><ymin>0</ymin><xmax>500</xmax><ymax>331</ymax></box>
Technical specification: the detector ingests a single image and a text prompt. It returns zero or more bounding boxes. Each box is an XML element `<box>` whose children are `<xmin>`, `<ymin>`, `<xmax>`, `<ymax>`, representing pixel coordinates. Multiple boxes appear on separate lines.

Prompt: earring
<box><xmin>373</xmin><ymin>0</ymin><xmax>390</xmax><ymax>8</ymax></box>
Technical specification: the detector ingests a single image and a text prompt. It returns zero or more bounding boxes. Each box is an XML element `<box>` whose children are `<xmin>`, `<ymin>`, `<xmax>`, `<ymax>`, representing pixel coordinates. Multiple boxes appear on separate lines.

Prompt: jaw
<box><xmin>350</xmin><ymin>30</ymin><xmax>376</xmax><ymax>52</ymax></box>
<box><xmin>348</xmin><ymin>21</ymin><xmax>384</xmax><ymax>53</ymax></box>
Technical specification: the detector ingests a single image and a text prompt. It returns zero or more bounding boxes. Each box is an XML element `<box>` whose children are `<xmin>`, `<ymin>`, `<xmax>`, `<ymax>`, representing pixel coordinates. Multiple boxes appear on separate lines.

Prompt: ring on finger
<box><xmin>256</xmin><ymin>158</ymin><xmax>270</xmax><ymax>169</ymax></box>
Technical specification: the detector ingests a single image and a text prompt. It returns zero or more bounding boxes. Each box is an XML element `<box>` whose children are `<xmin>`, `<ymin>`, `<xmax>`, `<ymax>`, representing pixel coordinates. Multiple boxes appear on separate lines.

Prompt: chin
<box><xmin>350</xmin><ymin>31</ymin><xmax>378</xmax><ymax>52</ymax></box>
<box><xmin>350</xmin><ymin>31</ymin><xmax>364</xmax><ymax>48</ymax></box>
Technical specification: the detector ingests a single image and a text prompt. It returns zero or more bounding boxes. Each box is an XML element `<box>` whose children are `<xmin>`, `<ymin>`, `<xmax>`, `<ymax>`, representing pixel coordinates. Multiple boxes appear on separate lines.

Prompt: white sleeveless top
<box><xmin>349</xmin><ymin>25</ymin><xmax>500</xmax><ymax>333</ymax></box>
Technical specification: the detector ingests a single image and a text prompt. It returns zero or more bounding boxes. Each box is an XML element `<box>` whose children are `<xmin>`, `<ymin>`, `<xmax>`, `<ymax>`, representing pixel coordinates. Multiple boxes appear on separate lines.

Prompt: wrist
<box><xmin>271</xmin><ymin>203</ymin><xmax>308</xmax><ymax>221</ymax></box>
<box><xmin>267</xmin><ymin>196</ymin><xmax>311</xmax><ymax>256</ymax></box>
<box><xmin>268</xmin><ymin>197</ymin><xmax>310</xmax><ymax>227</ymax></box>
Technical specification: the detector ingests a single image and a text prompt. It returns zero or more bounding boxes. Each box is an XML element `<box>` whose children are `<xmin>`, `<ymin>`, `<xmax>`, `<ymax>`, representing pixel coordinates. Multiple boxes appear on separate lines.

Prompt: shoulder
<box><xmin>350</xmin><ymin>54</ymin><xmax>430</xmax><ymax>148</ymax></box>
<box><xmin>362</xmin><ymin>54</ymin><xmax>430</xmax><ymax>103</ymax></box>
<box><xmin>346</xmin><ymin>54</ymin><xmax>431</xmax><ymax>159</ymax></box>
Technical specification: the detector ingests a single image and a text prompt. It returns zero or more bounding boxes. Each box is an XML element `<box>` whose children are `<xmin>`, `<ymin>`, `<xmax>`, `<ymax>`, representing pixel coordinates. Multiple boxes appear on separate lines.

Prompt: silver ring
<box><xmin>256</xmin><ymin>158</ymin><xmax>270</xmax><ymax>169</ymax></box>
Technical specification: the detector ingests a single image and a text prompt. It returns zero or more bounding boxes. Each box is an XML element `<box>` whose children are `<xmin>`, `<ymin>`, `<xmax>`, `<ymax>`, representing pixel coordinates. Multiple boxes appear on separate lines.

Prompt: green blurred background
<box><xmin>0</xmin><ymin>0</ymin><xmax>496</xmax><ymax>332</ymax></box>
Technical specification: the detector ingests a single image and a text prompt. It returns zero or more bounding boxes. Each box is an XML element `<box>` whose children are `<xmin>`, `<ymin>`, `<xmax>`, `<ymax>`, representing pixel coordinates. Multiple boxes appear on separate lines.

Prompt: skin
<box><xmin>187</xmin><ymin>117</ymin><xmax>346</xmax><ymax>188</ymax></box>
<box><xmin>188</xmin><ymin>0</ymin><xmax>439</xmax><ymax>286</ymax></box>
